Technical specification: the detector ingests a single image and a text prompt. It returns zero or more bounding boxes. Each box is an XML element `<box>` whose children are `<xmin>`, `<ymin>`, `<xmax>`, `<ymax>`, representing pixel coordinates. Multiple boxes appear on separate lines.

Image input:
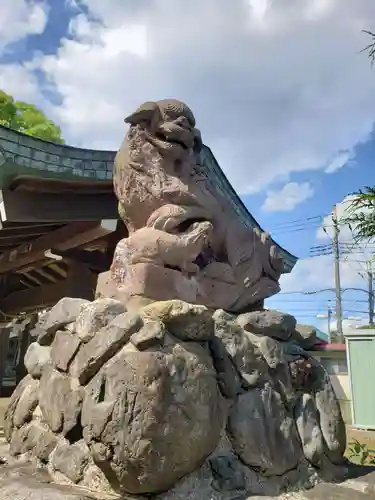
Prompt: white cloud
<box><xmin>314</xmin><ymin>318</ymin><xmax>368</xmax><ymax>336</ymax></box>
<box><xmin>280</xmin><ymin>253</ymin><xmax>371</xmax><ymax>293</ymax></box>
<box><xmin>336</xmin><ymin>318</ymin><xmax>368</xmax><ymax>331</ymax></box>
<box><xmin>325</xmin><ymin>150</ymin><xmax>353</xmax><ymax>173</ymax></box>
<box><xmin>248</xmin><ymin>0</ymin><xmax>269</xmax><ymax>25</ymax></box>
<box><xmin>0</xmin><ymin>0</ymin><xmax>48</xmax><ymax>50</ymax></box>
<box><xmin>316</xmin><ymin>194</ymin><xmax>373</xmax><ymax>242</ymax></box>
<box><xmin>0</xmin><ymin>64</ymin><xmax>38</xmax><ymax>101</ymax></box>
<box><xmin>262</xmin><ymin>181</ymin><xmax>314</xmax><ymax>212</ymax></box>
<box><xmin>68</xmin><ymin>14</ymin><xmax>148</xmax><ymax>57</ymax></box>
<box><xmin>1</xmin><ymin>0</ymin><xmax>375</xmax><ymax>192</ymax></box>
<box><xmin>304</xmin><ymin>0</ymin><xmax>334</xmax><ymax>21</ymax></box>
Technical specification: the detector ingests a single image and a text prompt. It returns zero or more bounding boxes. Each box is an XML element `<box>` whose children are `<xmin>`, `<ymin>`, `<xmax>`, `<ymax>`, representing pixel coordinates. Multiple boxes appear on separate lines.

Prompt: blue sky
<box><xmin>1</xmin><ymin>0</ymin><xmax>375</xmax><ymax>335</ymax></box>
<box><xmin>254</xmin><ymin>134</ymin><xmax>375</xmax><ymax>335</ymax></box>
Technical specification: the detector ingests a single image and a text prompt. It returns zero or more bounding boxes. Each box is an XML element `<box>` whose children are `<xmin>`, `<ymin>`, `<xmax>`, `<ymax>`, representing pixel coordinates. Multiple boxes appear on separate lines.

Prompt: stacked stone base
<box><xmin>3</xmin><ymin>297</ymin><xmax>348</xmax><ymax>499</ymax></box>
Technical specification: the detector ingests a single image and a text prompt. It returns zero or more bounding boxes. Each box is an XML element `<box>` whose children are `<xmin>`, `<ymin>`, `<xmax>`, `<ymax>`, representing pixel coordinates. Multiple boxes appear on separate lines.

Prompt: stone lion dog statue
<box><xmin>111</xmin><ymin>99</ymin><xmax>282</xmax><ymax>312</ymax></box>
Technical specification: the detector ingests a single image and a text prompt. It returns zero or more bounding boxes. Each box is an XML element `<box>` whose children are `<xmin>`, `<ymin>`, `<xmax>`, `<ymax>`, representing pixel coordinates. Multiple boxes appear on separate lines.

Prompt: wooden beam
<box><xmin>51</xmin><ymin>248</ymin><xmax>111</xmax><ymax>272</ymax></box>
<box><xmin>9</xmin><ymin>176</ymin><xmax>113</xmax><ymax>194</ymax></box>
<box><xmin>0</xmin><ymin>220</ymin><xmax>116</xmax><ymax>274</ymax></box>
<box><xmin>32</xmin><ymin>267</ymin><xmax>57</xmax><ymax>283</ymax></box>
<box><xmin>0</xmin><ymin>235</ymin><xmax>38</xmax><ymax>245</ymax></box>
<box><xmin>0</xmin><ymin>281</ymin><xmax>71</xmax><ymax>315</ymax></box>
<box><xmin>54</xmin><ymin>219</ymin><xmax>117</xmax><ymax>252</ymax></box>
<box><xmin>0</xmin><ymin>189</ymin><xmax>117</xmax><ymax>223</ymax></box>
<box><xmin>0</xmin><ymin>242</ymin><xmax>26</xmax><ymax>250</ymax></box>
<box><xmin>1</xmin><ymin>264</ymin><xmax>97</xmax><ymax>315</ymax></box>
<box><xmin>19</xmin><ymin>278</ymin><xmax>33</xmax><ymax>289</ymax></box>
<box><xmin>0</xmin><ymin>222</ymin><xmax>95</xmax><ymax>274</ymax></box>
<box><xmin>48</xmin><ymin>263</ymin><xmax>68</xmax><ymax>279</ymax></box>
<box><xmin>0</xmin><ymin>224</ymin><xmax>62</xmax><ymax>238</ymax></box>
<box><xmin>23</xmin><ymin>272</ymin><xmax>43</xmax><ymax>286</ymax></box>
<box><xmin>0</xmin><ymin>222</ymin><xmax>64</xmax><ymax>231</ymax></box>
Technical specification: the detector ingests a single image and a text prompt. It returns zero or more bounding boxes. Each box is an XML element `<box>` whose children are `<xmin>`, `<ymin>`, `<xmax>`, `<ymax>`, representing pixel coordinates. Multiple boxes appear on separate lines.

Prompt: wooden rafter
<box><xmin>9</xmin><ymin>175</ymin><xmax>113</xmax><ymax>194</ymax></box>
<box><xmin>22</xmin><ymin>272</ymin><xmax>42</xmax><ymax>286</ymax></box>
<box><xmin>51</xmin><ymin>248</ymin><xmax>111</xmax><ymax>272</ymax></box>
<box><xmin>1</xmin><ymin>262</ymin><xmax>97</xmax><ymax>315</ymax></box>
<box><xmin>0</xmin><ymin>220</ymin><xmax>117</xmax><ymax>274</ymax></box>
<box><xmin>48</xmin><ymin>263</ymin><xmax>68</xmax><ymax>279</ymax></box>
<box><xmin>0</xmin><ymin>189</ymin><xmax>117</xmax><ymax>223</ymax></box>
<box><xmin>1</xmin><ymin>281</ymin><xmax>73</xmax><ymax>314</ymax></box>
<box><xmin>33</xmin><ymin>267</ymin><xmax>57</xmax><ymax>283</ymax></box>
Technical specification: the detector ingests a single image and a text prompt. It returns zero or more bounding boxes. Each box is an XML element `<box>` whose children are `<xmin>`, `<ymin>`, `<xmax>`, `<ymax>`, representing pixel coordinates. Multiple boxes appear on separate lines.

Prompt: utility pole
<box><xmin>368</xmin><ymin>261</ymin><xmax>374</xmax><ymax>326</ymax></box>
<box><xmin>327</xmin><ymin>304</ymin><xmax>332</xmax><ymax>343</ymax></box>
<box><xmin>332</xmin><ymin>204</ymin><xmax>343</xmax><ymax>342</ymax></box>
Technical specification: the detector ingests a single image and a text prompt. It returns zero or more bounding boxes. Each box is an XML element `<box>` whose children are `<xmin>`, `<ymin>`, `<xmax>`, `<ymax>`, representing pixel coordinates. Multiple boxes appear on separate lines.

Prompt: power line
<box><xmin>267</xmin><ymin>214</ymin><xmax>335</xmax><ymax>236</ymax></box>
<box><xmin>277</xmin><ymin>290</ymin><xmax>331</xmax><ymax>295</ymax></box>
<box><xmin>278</xmin><ymin>287</ymin><xmax>373</xmax><ymax>296</ymax></box>
<box><xmin>266</xmin><ymin>207</ymin><xmax>375</xmax><ymax>329</ymax></box>
<box><xmin>272</xmin><ymin>298</ymin><xmax>368</xmax><ymax>303</ymax></box>
<box><xmin>268</xmin><ymin>214</ymin><xmax>324</xmax><ymax>229</ymax></box>
<box><xmin>291</xmin><ymin>314</ymin><xmax>331</xmax><ymax>318</ymax></box>
<box><xmin>271</xmin><ymin>224</ymin><xmax>328</xmax><ymax>235</ymax></box>
<box><xmin>333</xmin><ymin>224</ymin><xmax>374</xmax><ymax>327</ymax></box>
<box><xmin>310</xmin><ymin>243</ymin><xmax>375</xmax><ymax>254</ymax></box>
<box><xmin>277</xmin><ymin>313</ymin><xmax>366</xmax><ymax>320</ymax></box>
<box><xmin>276</xmin><ymin>308</ymin><xmax>368</xmax><ymax>314</ymax></box>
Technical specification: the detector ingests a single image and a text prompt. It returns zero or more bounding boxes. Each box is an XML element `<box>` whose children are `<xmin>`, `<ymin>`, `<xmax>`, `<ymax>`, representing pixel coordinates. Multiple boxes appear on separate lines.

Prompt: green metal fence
<box><xmin>345</xmin><ymin>329</ymin><xmax>375</xmax><ymax>429</ymax></box>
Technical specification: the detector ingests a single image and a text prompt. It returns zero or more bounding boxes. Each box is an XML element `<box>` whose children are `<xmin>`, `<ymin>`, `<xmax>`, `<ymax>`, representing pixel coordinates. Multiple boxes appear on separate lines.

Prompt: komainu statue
<box><xmin>111</xmin><ymin>99</ymin><xmax>283</xmax><ymax>312</ymax></box>
<box><xmin>1</xmin><ymin>100</ymin><xmax>352</xmax><ymax>500</ymax></box>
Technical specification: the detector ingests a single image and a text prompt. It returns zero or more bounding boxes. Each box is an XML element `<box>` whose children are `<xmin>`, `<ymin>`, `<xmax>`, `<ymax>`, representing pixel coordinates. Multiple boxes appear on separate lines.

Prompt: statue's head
<box><xmin>125</xmin><ymin>99</ymin><xmax>202</xmax><ymax>158</ymax></box>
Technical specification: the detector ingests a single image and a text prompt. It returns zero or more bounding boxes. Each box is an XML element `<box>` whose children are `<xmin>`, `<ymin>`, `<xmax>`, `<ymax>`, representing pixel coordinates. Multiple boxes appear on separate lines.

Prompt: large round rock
<box><xmin>81</xmin><ymin>338</ymin><xmax>224</xmax><ymax>495</ymax></box>
<box><xmin>227</xmin><ymin>383</ymin><xmax>303</xmax><ymax>476</ymax></box>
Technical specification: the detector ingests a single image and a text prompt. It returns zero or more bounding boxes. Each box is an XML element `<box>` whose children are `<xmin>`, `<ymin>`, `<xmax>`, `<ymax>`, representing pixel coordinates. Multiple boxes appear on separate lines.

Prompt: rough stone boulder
<box><xmin>236</xmin><ymin>309</ymin><xmax>296</xmax><ymax>341</ymax></box>
<box><xmin>293</xmin><ymin>324</ymin><xmax>318</xmax><ymax>349</ymax></box>
<box><xmin>3</xmin><ymin>297</ymin><xmax>348</xmax><ymax>500</ymax></box>
<box><xmin>227</xmin><ymin>383</ymin><xmax>303</xmax><ymax>476</ymax></box>
<box><xmin>83</xmin><ymin>338</ymin><xmax>223</xmax><ymax>494</ymax></box>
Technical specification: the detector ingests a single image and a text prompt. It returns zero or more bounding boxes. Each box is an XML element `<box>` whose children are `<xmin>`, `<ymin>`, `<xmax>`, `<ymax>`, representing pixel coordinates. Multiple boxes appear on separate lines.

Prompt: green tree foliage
<box><xmin>0</xmin><ymin>90</ymin><xmax>64</xmax><ymax>144</ymax></box>
<box><xmin>342</xmin><ymin>34</ymin><xmax>375</xmax><ymax>242</ymax></box>
<box><xmin>362</xmin><ymin>30</ymin><xmax>375</xmax><ymax>64</ymax></box>
<box><xmin>344</xmin><ymin>187</ymin><xmax>375</xmax><ymax>241</ymax></box>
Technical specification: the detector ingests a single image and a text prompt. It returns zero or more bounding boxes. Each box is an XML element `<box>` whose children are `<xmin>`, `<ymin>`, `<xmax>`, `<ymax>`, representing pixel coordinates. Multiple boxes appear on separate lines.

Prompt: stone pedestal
<box><xmin>3</xmin><ymin>297</ymin><xmax>350</xmax><ymax>499</ymax></box>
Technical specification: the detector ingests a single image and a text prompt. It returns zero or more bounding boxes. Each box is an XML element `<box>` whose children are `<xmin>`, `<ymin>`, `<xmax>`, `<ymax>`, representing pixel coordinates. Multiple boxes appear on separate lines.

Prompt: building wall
<box><xmin>331</xmin><ymin>373</ymin><xmax>352</xmax><ymax>425</ymax></box>
<box><xmin>309</xmin><ymin>351</ymin><xmax>351</xmax><ymax>425</ymax></box>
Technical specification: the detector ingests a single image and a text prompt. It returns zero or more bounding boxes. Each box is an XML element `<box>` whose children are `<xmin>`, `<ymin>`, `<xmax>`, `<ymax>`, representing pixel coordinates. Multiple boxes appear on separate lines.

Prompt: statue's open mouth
<box><xmin>155</xmin><ymin>131</ymin><xmax>189</xmax><ymax>150</ymax></box>
<box><xmin>169</xmin><ymin>139</ymin><xmax>188</xmax><ymax>150</ymax></box>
